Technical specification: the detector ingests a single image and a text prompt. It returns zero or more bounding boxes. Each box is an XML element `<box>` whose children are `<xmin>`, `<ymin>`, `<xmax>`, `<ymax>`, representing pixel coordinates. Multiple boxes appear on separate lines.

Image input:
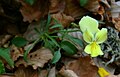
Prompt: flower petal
<box><xmin>84</xmin><ymin>42</ymin><xmax>103</xmax><ymax>57</ymax></box>
<box><xmin>79</xmin><ymin>16</ymin><xmax>98</xmax><ymax>34</ymax></box>
<box><xmin>98</xmin><ymin>68</ymin><xmax>110</xmax><ymax>77</ymax></box>
<box><xmin>95</xmin><ymin>28</ymin><xmax>107</xmax><ymax>44</ymax></box>
<box><xmin>83</xmin><ymin>29</ymin><xmax>94</xmax><ymax>43</ymax></box>
<box><xmin>84</xmin><ymin>44</ymin><xmax>92</xmax><ymax>54</ymax></box>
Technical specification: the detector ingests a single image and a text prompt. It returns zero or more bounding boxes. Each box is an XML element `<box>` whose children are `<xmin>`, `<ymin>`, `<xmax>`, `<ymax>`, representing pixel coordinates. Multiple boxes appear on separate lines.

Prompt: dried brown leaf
<box><xmin>51</xmin><ymin>13</ymin><xmax>74</xmax><ymax>27</ymax></box>
<box><xmin>49</xmin><ymin>0</ymin><xmax>65</xmax><ymax>13</ymax></box>
<box><xmin>10</xmin><ymin>45</ymin><xmax>23</xmax><ymax>61</ymax></box>
<box><xmin>48</xmin><ymin>67</ymin><xmax>56</xmax><ymax>77</ymax></box>
<box><xmin>19</xmin><ymin>0</ymin><xmax>48</xmax><ymax>23</ymax></box>
<box><xmin>59</xmin><ymin>67</ymin><xmax>78</xmax><ymax>77</ymax></box>
<box><xmin>14</xmin><ymin>66</ymin><xmax>38</xmax><ymax>77</ymax></box>
<box><xmin>64</xmin><ymin>0</ymin><xmax>87</xmax><ymax>18</ymax></box>
<box><xmin>84</xmin><ymin>0</ymin><xmax>100</xmax><ymax>12</ymax></box>
<box><xmin>111</xmin><ymin>0</ymin><xmax>120</xmax><ymax>18</ymax></box>
<box><xmin>15</xmin><ymin>47</ymin><xmax>53</xmax><ymax>69</ymax></box>
<box><xmin>106</xmin><ymin>74</ymin><xmax>120</xmax><ymax>77</ymax></box>
<box><xmin>113</xmin><ymin>18</ymin><xmax>120</xmax><ymax>32</ymax></box>
<box><xmin>66</xmin><ymin>56</ymin><xmax>98</xmax><ymax>77</ymax></box>
<box><xmin>0</xmin><ymin>74</ymin><xmax>14</xmax><ymax>77</ymax></box>
<box><xmin>23</xmin><ymin>21</ymin><xmax>40</xmax><ymax>41</ymax></box>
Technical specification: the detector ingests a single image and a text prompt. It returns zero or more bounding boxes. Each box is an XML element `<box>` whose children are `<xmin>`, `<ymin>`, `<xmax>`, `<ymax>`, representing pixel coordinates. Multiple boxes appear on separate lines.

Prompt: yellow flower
<box><xmin>79</xmin><ymin>16</ymin><xmax>107</xmax><ymax>57</ymax></box>
<box><xmin>98</xmin><ymin>67</ymin><xmax>110</xmax><ymax>77</ymax></box>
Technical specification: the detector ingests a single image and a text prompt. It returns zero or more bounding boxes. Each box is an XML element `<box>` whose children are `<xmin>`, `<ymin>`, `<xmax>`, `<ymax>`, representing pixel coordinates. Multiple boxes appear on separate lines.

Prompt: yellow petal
<box><xmin>84</xmin><ymin>44</ymin><xmax>92</xmax><ymax>54</ymax></box>
<box><xmin>84</xmin><ymin>42</ymin><xmax>103</xmax><ymax>57</ymax></box>
<box><xmin>95</xmin><ymin>28</ymin><xmax>107</xmax><ymax>44</ymax></box>
<box><xmin>79</xmin><ymin>16</ymin><xmax>98</xmax><ymax>34</ymax></box>
<box><xmin>83</xmin><ymin>29</ymin><xmax>94</xmax><ymax>43</ymax></box>
<box><xmin>98</xmin><ymin>67</ymin><xmax>110</xmax><ymax>77</ymax></box>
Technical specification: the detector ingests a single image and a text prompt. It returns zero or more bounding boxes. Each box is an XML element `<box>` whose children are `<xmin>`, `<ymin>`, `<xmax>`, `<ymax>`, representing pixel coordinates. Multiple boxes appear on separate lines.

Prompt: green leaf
<box><xmin>50</xmin><ymin>24</ymin><xmax>63</xmax><ymax>29</ymax></box>
<box><xmin>79</xmin><ymin>0</ymin><xmax>88</xmax><ymax>6</ymax></box>
<box><xmin>45</xmin><ymin>33</ymin><xmax>60</xmax><ymax>47</ymax></box>
<box><xmin>24</xmin><ymin>0</ymin><xmax>35</xmax><ymax>5</ymax></box>
<box><xmin>61</xmin><ymin>41</ymin><xmax>77</xmax><ymax>55</ymax></box>
<box><xmin>0</xmin><ymin>48</ymin><xmax>14</xmax><ymax>68</ymax></box>
<box><xmin>24</xmin><ymin>38</ymin><xmax>40</xmax><ymax>62</ymax></box>
<box><xmin>51</xmin><ymin>49</ymin><xmax>61</xmax><ymax>64</ymax></box>
<box><xmin>46</xmin><ymin>14</ymin><xmax>51</xmax><ymax>30</ymax></box>
<box><xmin>0</xmin><ymin>60</ymin><xmax>5</xmax><ymax>74</ymax></box>
<box><xmin>11</xmin><ymin>37</ymin><xmax>28</xmax><ymax>47</ymax></box>
<box><xmin>66</xmin><ymin>35</ymin><xmax>83</xmax><ymax>47</ymax></box>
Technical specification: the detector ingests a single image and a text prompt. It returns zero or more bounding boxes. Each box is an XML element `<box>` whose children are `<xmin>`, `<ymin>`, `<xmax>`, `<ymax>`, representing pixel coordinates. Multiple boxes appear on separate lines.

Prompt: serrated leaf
<box><xmin>24</xmin><ymin>0</ymin><xmax>35</xmax><ymax>5</ymax></box>
<box><xmin>80</xmin><ymin>0</ymin><xmax>88</xmax><ymax>6</ymax></box>
<box><xmin>61</xmin><ymin>41</ymin><xmax>77</xmax><ymax>55</ymax></box>
<box><xmin>11</xmin><ymin>37</ymin><xmax>28</xmax><ymax>47</ymax></box>
<box><xmin>0</xmin><ymin>60</ymin><xmax>5</xmax><ymax>74</ymax></box>
<box><xmin>0</xmin><ymin>48</ymin><xmax>14</xmax><ymax>68</ymax></box>
<box><xmin>51</xmin><ymin>50</ymin><xmax>61</xmax><ymax>64</ymax></box>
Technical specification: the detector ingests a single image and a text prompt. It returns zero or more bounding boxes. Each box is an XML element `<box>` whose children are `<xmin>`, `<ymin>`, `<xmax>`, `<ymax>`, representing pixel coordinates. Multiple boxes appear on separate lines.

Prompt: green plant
<box><xmin>79</xmin><ymin>0</ymin><xmax>88</xmax><ymax>6</ymax></box>
<box><xmin>24</xmin><ymin>14</ymin><xmax>83</xmax><ymax>63</ymax></box>
<box><xmin>24</xmin><ymin>0</ymin><xmax>35</xmax><ymax>5</ymax></box>
<box><xmin>0</xmin><ymin>48</ymin><xmax>14</xmax><ymax>68</ymax></box>
<box><xmin>0</xmin><ymin>60</ymin><xmax>5</xmax><ymax>74</ymax></box>
<box><xmin>11</xmin><ymin>37</ymin><xmax>28</xmax><ymax>48</ymax></box>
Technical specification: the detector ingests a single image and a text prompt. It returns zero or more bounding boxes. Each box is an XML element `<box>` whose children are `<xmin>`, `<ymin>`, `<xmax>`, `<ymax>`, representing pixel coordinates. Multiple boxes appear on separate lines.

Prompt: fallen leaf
<box><xmin>59</xmin><ymin>67</ymin><xmax>79</xmax><ymax>77</ymax></box>
<box><xmin>66</xmin><ymin>56</ymin><xmax>98</xmax><ymax>77</ymax></box>
<box><xmin>64</xmin><ymin>0</ymin><xmax>88</xmax><ymax>19</ymax></box>
<box><xmin>82</xmin><ymin>0</ymin><xmax>100</xmax><ymax>12</ymax></box>
<box><xmin>0</xmin><ymin>74</ymin><xmax>14</xmax><ymax>77</ymax></box>
<box><xmin>51</xmin><ymin>13</ymin><xmax>74</xmax><ymax>27</ymax></box>
<box><xmin>0</xmin><ymin>35</ymin><xmax>12</xmax><ymax>47</ymax></box>
<box><xmin>15</xmin><ymin>47</ymin><xmax>53</xmax><ymax>69</ymax></box>
<box><xmin>23</xmin><ymin>21</ymin><xmax>41</xmax><ymax>41</ymax></box>
<box><xmin>113</xmin><ymin>18</ymin><xmax>120</xmax><ymax>32</ymax></box>
<box><xmin>48</xmin><ymin>67</ymin><xmax>56</xmax><ymax>77</ymax></box>
<box><xmin>10</xmin><ymin>45</ymin><xmax>23</xmax><ymax>61</ymax></box>
<box><xmin>111</xmin><ymin>0</ymin><xmax>120</xmax><ymax>18</ymax></box>
<box><xmin>38</xmin><ymin>70</ymin><xmax>48</xmax><ymax>77</ymax></box>
<box><xmin>19</xmin><ymin>0</ymin><xmax>49</xmax><ymax>23</ymax></box>
<box><xmin>14</xmin><ymin>66</ymin><xmax>38</xmax><ymax>77</ymax></box>
<box><xmin>49</xmin><ymin>0</ymin><xmax>65</xmax><ymax>13</ymax></box>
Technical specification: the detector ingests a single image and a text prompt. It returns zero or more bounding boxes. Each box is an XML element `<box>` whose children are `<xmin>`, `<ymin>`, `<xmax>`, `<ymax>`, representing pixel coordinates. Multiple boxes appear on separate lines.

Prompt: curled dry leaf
<box><xmin>38</xmin><ymin>70</ymin><xmax>48</xmax><ymax>77</ymax></box>
<box><xmin>106</xmin><ymin>74</ymin><xmax>120</xmax><ymax>77</ymax></box>
<box><xmin>23</xmin><ymin>21</ymin><xmax>40</xmax><ymax>41</ymax></box>
<box><xmin>64</xmin><ymin>0</ymin><xmax>87</xmax><ymax>18</ymax></box>
<box><xmin>111</xmin><ymin>0</ymin><xmax>120</xmax><ymax>18</ymax></box>
<box><xmin>59</xmin><ymin>67</ymin><xmax>78</xmax><ymax>77</ymax></box>
<box><xmin>113</xmin><ymin>18</ymin><xmax>120</xmax><ymax>32</ymax></box>
<box><xmin>19</xmin><ymin>0</ymin><xmax>48</xmax><ymax>23</ymax></box>
<box><xmin>0</xmin><ymin>74</ymin><xmax>14</xmax><ymax>77</ymax></box>
<box><xmin>49</xmin><ymin>0</ymin><xmax>65</xmax><ymax>13</ymax></box>
<box><xmin>51</xmin><ymin>13</ymin><xmax>74</xmax><ymax>27</ymax></box>
<box><xmin>99</xmin><ymin>0</ymin><xmax>111</xmax><ymax>8</ymax></box>
<box><xmin>83</xmin><ymin>0</ymin><xmax>100</xmax><ymax>12</ymax></box>
<box><xmin>0</xmin><ymin>35</ymin><xmax>12</xmax><ymax>47</ymax></box>
<box><xmin>14</xmin><ymin>66</ymin><xmax>38</xmax><ymax>77</ymax></box>
<box><xmin>10</xmin><ymin>45</ymin><xmax>23</xmax><ymax>61</ymax></box>
<box><xmin>48</xmin><ymin>67</ymin><xmax>56</xmax><ymax>77</ymax></box>
<box><xmin>66</xmin><ymin>56</ymin><xmax>98</xmax><ymax>77</ymax></box>
<box><xmin>15</xmin><ymin>47</ymin><xmax>53</xmax><ymax>69</ymax></box>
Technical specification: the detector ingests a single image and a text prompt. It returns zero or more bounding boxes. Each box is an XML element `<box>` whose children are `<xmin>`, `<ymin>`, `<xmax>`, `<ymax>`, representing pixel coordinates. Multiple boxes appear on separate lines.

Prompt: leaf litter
<box><xmin>0</xmin><ymin>0</ymin><xmax>120</xmax><ymax>77</ymax></box>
